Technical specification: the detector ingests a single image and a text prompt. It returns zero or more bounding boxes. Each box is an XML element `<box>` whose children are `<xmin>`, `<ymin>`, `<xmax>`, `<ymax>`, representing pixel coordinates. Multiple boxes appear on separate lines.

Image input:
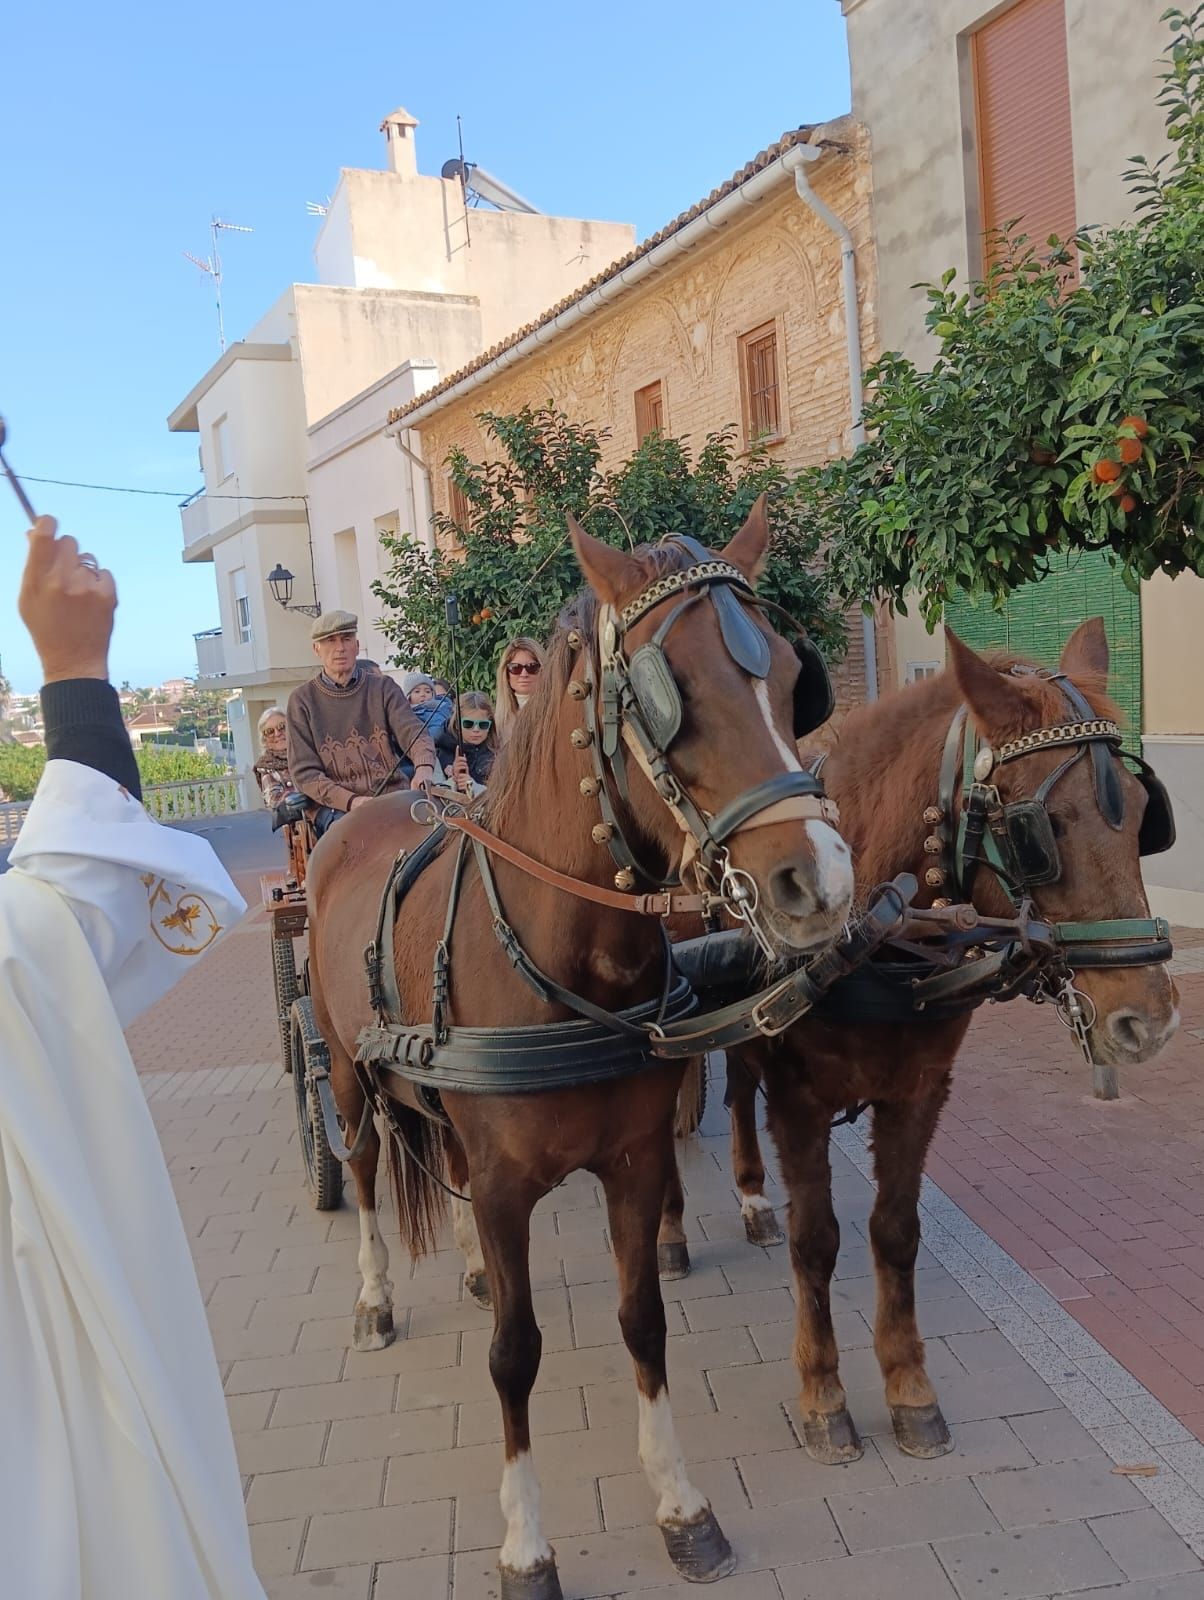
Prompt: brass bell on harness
<box><xmin>614</xmin><ymin>867</ymin><xmax>636</xmax><ymax>891</ymax></box>
<box><xmin>566</xmin><ymin>630</ymin><xmax>583</xmax><ymax>650</ymax></box>
<box><xmin>925</xmin><ymin>866</ymin><xmax>945</xmax><ymax>888</ymax></box>
<box><xmin>932</xmin><ymin>897</ymin><xmax>952</xmax><ymax>910</ymax></box>
<box><xmin>567</xmin><ymin>679</ymin><xmax>589</xmax><ymax>701</ymax></box>
<box><xmin>923</xmin><ymin>806</ymin><xmax>944</xmax><ymax>826</ymax></box>
<box><xmin>579</xmin><ymin>776</ymin><xmax>601</xmax><ymax>798</ymax></box>
<box><xmin>923</xmin><ymin>835</ymin><xmax>942</xmax><ymax>855</ymax></box>
<box><xmin>570</xmin><ymin>727</ymin><xmax>593</xmax><ymax>749</ymax></box>
<box><xmin>591</xmin><ymin>822</ymin><xmax>614</xmax><ymax>845</ymax></box>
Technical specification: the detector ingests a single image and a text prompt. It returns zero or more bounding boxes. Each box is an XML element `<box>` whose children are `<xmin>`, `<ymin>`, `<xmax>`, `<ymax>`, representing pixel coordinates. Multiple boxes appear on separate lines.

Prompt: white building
<box><xmin>168</xmin><ymin>108</ymin><xmax>634</xmax><ymax>786</ymax></box>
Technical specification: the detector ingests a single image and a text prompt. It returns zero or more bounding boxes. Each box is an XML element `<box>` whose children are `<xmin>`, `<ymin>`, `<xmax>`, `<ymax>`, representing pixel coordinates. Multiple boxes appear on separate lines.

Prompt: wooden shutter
<box><xmin>635</xmin><ymin>381</ymin><xmax>665</xmax><ymax>443</ymax></box>
<box><xmin>945</xmin><ymin>553</ymin><xmax>1142</xmax><ymax>752</ymax></box>
<box><xmin>447</xmin><ymin>477</ymin><xmax>471</xmax><ymax>527</ymax></box>
<box><xmin>740</xmin><ymin>323</ymin><xmax>781</xmax><ymax>441</ymax></box>
<box><xmin>973</xmin><ymin>0</ymin><xmax>1076</xmax><ymax>260</ymax></box>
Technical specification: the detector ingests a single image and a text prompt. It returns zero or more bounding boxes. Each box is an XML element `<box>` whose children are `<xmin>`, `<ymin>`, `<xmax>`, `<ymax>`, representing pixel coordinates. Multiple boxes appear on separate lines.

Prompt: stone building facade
<box><xmin>390</xmin><ymin>117</ymin><xmax>881</xmax><ymax>725</ymax></box>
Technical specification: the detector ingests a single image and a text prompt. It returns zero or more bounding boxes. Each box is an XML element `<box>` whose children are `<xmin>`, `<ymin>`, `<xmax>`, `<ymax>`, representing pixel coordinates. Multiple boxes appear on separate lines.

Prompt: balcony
<box><xmin>194</xmin><ymin>627</ymin><xmax>226</xmax><ymax>678</ymax></box>
<box><xmin>180</xmin><ymin>489</ymin><xmax>220</xmax><ymax>559</ymax></box>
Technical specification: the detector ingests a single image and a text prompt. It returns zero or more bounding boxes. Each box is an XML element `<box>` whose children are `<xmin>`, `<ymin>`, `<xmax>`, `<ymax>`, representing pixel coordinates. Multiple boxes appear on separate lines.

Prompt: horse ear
<box><xmin>568</xmin><ymin>514</ymin><xmax>640</xmax><ymax>605</ymax></box>
<box><xmin>1059</xmin><ymin>617</ymin><xmax>1110</xmax><ymax>686</ymax></box>
<box><xmin>946</xmin><ymin>628</ymin><xmax>1024</xmax><ymax>732</ymax></box>
<box><xmin>720</xmin><ymin>493</ymin><xmax>770</xmax><ymax>583</ymax></box>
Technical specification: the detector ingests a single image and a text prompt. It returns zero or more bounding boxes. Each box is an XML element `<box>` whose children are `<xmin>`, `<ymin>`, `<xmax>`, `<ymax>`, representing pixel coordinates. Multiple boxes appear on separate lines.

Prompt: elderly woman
<box><xmin>493</xmin><ymin>635</ymin><xmax>547</xmax><ymax>743</ymax></box>
<box><xmin>252</xmin><ymin>706</ymin><xmax>292</xmax><ymax>810</ymax></box>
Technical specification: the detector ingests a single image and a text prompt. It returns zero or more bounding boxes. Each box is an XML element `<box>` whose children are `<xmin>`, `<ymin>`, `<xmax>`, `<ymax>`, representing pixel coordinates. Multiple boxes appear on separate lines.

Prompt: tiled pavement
<box><xmin>127</xmin><ymin>886</ymin><xmax>1204</xmax><ymax>1598</ymax></box>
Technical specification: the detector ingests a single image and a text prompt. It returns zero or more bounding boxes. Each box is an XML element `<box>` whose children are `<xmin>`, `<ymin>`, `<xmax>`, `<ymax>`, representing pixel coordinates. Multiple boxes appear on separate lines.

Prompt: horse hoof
<box><xmin>658</xmin><ymin>1241</ymin><xmax>691</xmax><ymax>1280</ymax></box>
<box><xmin>465</xmin><ymin>1270</ymin><xmax>493</xmax><ymax>1311</ymax></box>
<box><xmin>742</xmin><ymin>1206</ymin><xmax>785</xmax><ymax>1247</ymax></box>
<box><xmin>801</xmin><ymin>1407</ymin><xmax>864</xmax><ymax>1464</ymax></box>
<box><xmin>499</xmin><ymin>1556</ymin><xmax>563</xmax><ymax>1600</ymax></box>
<box><xmin>661</xmin><ymin>1507</ymin><xmax>736</xmax><ymax>1583</ymax></box>
<box><xmin>891</xmin><ymin>1402</ymin><xmax>953</xmax><ymax>1459</ymax></box>
<box><xmin>352</xmin><ymin>1305</ymin><xmax>395</xmax><ymax>1352</ymax></box>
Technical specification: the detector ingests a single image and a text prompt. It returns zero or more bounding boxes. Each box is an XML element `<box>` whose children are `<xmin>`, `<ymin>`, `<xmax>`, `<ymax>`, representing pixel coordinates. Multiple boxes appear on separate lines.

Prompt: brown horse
<box><xmin>669</xmin><ymin>619</ymin><xmax>1178</xmax><ymax>1465</ymax></box>
<box><xmin>305</xmin><ymin>507</ymin><xmax>854</xmax><ymax>1599</ymax></box>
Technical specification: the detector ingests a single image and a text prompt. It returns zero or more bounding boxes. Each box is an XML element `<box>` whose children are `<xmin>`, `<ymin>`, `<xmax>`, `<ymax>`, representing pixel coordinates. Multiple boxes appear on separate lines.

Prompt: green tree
<box><xmin>371</xmin><ymin>406</ymin><xmax>847</xmax><ymax>686</ymax></box>
<box><xmin>804</xmin><ymin>3</ymin><xmax>1204</xmax><ymax>623</ymax></box>
<box><xmin>0</xmin><ymin>744</ymin><xmax>224</xmax><ymax>803</ymax></box>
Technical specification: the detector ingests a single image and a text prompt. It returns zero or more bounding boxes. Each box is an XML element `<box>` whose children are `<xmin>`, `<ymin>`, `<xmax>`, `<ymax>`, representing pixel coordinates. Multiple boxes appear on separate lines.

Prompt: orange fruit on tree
<box><xmin>1120</xmin><ymin>415</ymin><xmax>1150</xmax><ymax>438</ymax></box>
<box><xmin>1093</xmin><ymin>458</ymin><xmax>1122</xmax><ymax>484</ymax></box>
<box><xmin>1118</xmin><ymin>437</ymin><xmax>1142</xmax><ymax>465</ymax></box>
<box><xmin>481</xmin><ymin>606</ymin><xmax>493</xmax><ymax>619</ymax></box>
<box><xmin>472</xmin><ymin>612</ymin><xmax>482</xmax><ymax>625</ymax></box>
<box><xmin>1118</xmin><ymin>493</ymin><xmax>1137</xmax><ymax>514</ymax></box>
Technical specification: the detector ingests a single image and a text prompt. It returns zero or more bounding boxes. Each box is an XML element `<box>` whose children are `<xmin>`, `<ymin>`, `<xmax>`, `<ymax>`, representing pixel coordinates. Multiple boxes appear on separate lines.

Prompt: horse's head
<box><xmin>948</xmin><ymin>619</ymin><xmax>1178</xmax><ymax>1067</ymax></box>
<box><xmin>567</xmin><ymin>499</ymin><xmax>853</xmax><ymax>955</ymax></box>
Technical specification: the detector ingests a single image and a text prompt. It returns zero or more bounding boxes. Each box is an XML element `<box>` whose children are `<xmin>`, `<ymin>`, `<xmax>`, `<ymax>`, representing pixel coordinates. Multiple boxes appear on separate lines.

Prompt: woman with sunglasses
<box><xmin>253</xmin><ymin>706</ymin><xmax>292</xmax><ymax>809</ymax></box>
<box><xmin>494</xmin><ymin>635</ymin><xmax>546</xmax><ymax>742</ymax></box>
<box><xmin>446</xmin><ymin>691</ymin><xmax>498</xmax><ymax>794</ymax></box>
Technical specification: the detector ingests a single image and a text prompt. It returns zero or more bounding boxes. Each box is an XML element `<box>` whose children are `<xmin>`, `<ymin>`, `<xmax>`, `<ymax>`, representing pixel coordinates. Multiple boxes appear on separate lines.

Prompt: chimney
<box><xmin>380</xmin><ymin>107</ymin><xmax>419</xmax><ymax>179</ymax></box>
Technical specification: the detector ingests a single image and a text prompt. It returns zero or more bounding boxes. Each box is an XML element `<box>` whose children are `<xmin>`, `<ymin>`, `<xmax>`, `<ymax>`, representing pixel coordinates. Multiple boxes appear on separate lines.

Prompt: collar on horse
<box><xmin>930</xmin><ymin>666</ymin><xmax>1173</xmax><ymax>1030</ymax></box>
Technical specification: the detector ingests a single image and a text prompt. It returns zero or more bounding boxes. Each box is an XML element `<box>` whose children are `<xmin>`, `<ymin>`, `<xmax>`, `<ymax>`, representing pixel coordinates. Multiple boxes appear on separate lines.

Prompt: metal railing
<box><xmin>1</xmin><ymin>775</ymin><xmax>249</xmax><ymax>841</ymax></box>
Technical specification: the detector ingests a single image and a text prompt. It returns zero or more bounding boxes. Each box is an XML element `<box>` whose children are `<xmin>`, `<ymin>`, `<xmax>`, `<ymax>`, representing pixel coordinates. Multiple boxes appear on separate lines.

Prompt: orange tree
<box><xmin>809</xmin><ymin>4</ymin><xmax>1204</xmax><ymax>623</ymax></box>
<box><xmin>372</xmin><ymin>404</ymin><xmax>846</xmax><ymax>687</ymax></box>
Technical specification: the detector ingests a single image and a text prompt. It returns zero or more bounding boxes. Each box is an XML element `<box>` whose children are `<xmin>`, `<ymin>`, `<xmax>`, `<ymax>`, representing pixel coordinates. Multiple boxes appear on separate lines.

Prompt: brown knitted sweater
<box><xmin>286</xmin><ymin>670</ymin><xmax>435</xmax><ymax>813</ymax></box>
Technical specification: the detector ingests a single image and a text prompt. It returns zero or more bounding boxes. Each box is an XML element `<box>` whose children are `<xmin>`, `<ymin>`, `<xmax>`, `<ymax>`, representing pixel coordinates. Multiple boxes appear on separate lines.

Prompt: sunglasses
<box><xmin>264</xmin><ymin>725</ymin><xmax>287</xmax><ymax>737</ymax></box>
<box><xmin>461</xmin><ymin>717</ymin><xmax>492</xmax><ymax>731</ymax></box>
<box><xmin>507</xmin><ymin>661</ymin><xmax>541</xmax><ymax>676</ymax></box>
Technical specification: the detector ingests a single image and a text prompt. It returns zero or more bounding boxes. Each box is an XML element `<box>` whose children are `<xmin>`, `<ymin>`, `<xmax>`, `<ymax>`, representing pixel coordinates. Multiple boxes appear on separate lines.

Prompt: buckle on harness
<box><xmin>751</xmin><ymin>978</ymin><xmax>813</xmax><ymax>1038</ymax></box>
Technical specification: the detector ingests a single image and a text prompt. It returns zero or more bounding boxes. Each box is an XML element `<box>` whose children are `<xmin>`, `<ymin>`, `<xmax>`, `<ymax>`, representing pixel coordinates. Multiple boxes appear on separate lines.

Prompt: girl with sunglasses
<box><xmin>446</xmin><ymin>691</ymin><xmax>498</xmax><ymax>794</ymax></box>
<box><xmin>494</xmin><ymin>635</ymin><xmax>546</xmax><ymax>742</ymax></box>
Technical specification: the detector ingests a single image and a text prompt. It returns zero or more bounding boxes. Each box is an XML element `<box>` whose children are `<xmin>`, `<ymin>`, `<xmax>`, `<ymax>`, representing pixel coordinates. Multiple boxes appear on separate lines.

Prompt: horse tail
<box><xmin>674</xmin><ymin>1056</ymin><xmax>706</xmax><ymax>1140</ymax></box>
<box><xmin>383</xmin><ymin>1104</ymin><xmax>449</xmax><ymax>1261</ymax></box>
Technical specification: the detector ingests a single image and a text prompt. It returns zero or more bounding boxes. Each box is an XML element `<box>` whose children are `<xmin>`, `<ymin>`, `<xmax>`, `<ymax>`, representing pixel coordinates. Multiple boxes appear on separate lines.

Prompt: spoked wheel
<box><xmin>272</xmin><ymin>936</ymin><xmax>299</xmax><ymax>1075</ymax></box>
<box><xmin>289</xmin><ymin>996</ymin><xmax>343</xmax><ymax>1210</ymax></box>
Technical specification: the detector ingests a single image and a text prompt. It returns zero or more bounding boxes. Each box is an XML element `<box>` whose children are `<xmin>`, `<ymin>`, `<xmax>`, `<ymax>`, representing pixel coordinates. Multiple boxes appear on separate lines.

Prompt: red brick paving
<box><xmin>936</xmin><ymin>968</ymin><xmax>1204</xmax><ymax>1439</ymax></box>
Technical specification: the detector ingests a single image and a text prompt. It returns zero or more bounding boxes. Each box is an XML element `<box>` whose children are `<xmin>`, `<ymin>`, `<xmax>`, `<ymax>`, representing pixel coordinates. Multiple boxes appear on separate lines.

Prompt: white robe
<box><xmin>0</xmin><ymin>760</ymin><xmax>266</xmax><ymax>1599</ymax></box>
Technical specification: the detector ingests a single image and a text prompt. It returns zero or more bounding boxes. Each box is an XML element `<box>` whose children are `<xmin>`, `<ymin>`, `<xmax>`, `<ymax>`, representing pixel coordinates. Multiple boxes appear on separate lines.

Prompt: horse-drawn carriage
<box><xmin>261</xmin><ymin>506</ymin><xmax>1177</xmax><ymax>1600</ymax></box>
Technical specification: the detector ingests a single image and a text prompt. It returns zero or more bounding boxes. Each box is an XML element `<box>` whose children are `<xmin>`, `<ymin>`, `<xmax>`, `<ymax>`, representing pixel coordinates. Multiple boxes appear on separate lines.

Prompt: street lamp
<box><xmin>266</xmin><ymin>564</ymin><xmax>321</xmax><ymax>618</ymax></box>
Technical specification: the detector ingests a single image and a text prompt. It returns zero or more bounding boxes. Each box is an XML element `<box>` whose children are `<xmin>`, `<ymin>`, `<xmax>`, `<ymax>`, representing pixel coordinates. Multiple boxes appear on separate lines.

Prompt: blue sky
<box><xmin>0</xmin><ymin>1</ymin><xmax>851</xmax><ymax>694</ymax></box>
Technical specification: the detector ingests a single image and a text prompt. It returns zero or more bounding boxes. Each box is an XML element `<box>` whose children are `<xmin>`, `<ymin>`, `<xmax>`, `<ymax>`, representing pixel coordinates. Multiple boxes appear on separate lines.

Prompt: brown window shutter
<box><xmin>447</xmin><ymin>477</ymin><xmax>471</xmax><ymax>527</ymax></box>
<box><xmin>973</xmin><ymin>0</ymin><xmax>1076</xmax><ymax>261</ymax></box>
<box><xmin>740</xmin><ymin>323</ymin><xmax>781</xmax><ymax>441</ymax></box>
<box><xmin>635</xmin><ymin>381</ymin><xmax>664</xmax><ymax>443</ymax></box>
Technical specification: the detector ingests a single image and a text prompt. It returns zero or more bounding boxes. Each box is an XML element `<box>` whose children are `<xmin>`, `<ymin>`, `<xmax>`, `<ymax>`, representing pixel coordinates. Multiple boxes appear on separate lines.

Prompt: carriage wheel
<box><xmin>289</xmin><ymin>996</ymin><xmax>343</xmax><ymax>1210</ymax></box>
<box><xmin>272</xmin><ymin>936</ymin><xmax>299</xmax><ymax>1075</ymax></box>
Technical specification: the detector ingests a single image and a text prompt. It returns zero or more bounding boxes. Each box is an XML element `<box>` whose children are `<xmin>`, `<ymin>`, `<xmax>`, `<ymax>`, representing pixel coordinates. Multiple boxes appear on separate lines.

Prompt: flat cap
<box><xmin>311</xmin><ymin>609</ymin><xmax>358</xmax><ymax>641</ymax></box>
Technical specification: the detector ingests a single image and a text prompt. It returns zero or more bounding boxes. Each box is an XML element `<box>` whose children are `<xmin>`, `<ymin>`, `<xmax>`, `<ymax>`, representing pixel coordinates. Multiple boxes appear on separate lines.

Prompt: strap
<box><xmin>620</xmin><ymin>559</ymin><xmax>755</xmax><ymax>630</ymax></box>
<box><xmin>707</xmin><ymin>771</ymin><xmax>838</xmax><ymax>845</ymax></box>
<box><xmin>440</xmin><ymin>812</ymin><xmax>711</xmax><ymax>916</ymax></box>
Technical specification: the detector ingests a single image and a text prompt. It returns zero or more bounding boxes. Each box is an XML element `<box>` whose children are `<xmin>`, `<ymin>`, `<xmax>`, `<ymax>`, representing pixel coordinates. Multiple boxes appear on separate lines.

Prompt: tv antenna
<box><xmin>183</xmin><ymin>216</ymin><xmax>254</xmax><ymax>352</ymax></box>
<box><xmin>306</xmin><ymin>197</ymin><xmax>331</xmax><ymax>217</ymax></box>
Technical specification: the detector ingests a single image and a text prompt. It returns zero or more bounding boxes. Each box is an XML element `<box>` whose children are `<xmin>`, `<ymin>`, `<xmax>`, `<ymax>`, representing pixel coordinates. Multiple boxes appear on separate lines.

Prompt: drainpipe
<box><xmin>785</xmin><ymin>144</ymin><xmax>878</xmax><ymax>702</ymax></box>
<box><xmin>391</xmin><ymin>428</ymin><xmax>434</xmax><ymax>553</ymax></box>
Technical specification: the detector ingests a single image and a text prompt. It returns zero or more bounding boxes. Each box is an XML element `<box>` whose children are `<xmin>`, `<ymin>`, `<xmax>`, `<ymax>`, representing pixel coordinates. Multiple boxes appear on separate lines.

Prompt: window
<box><xmin>634</xmin><ymin>381</ymin><xmax>665</xmax><ymax>443</ymax></box>
<box><xmin>739</xmin><ymin>322</ymin><xmax>782</xmax><ymax>443</ymax></box>
<box><xmin>906</xmin><ymin>661</ymin><xmax>941</xmax><ymax>683</ymax></box>
<box><xmin>212</xmin><ymin>414</ymin><xmax>232</xmax><ymax>482</ymax></box>
<box><xmin>447</xmin><ymin>476</ymin><xmax>471</xmax><ymax>528</ymax></box>
<box><xmin>231</xmin><ymin>567</ymin><xmax>251</xmax><ymax>645</ymax></box>
<box><xmin>972</xmin><ymin>0</ymin><xmax>1075</xmax><ymax>270</ymax></box>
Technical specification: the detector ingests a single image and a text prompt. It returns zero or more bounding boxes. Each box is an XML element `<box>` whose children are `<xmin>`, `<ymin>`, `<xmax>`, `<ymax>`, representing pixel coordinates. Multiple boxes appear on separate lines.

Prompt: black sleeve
<box><xmin>40</xmin><ymin>679</ymin><xmax>142</xmax><ymax>801</ymax></box>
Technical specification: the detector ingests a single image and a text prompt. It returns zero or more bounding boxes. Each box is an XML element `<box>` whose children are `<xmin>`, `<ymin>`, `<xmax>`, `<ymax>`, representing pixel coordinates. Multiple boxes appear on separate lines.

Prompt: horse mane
<box><xmin>816</xmin><ymin>650</ymin><xmax>1121</xmax><ymax>891</ymax></box>
<box><xmin>483</xmin><ymin>543</ymin><xmax>690</xmax><ymax>841</ymax></box>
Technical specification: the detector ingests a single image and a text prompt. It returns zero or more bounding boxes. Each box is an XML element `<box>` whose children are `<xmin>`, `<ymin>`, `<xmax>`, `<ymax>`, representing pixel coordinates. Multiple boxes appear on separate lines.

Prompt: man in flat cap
<box><xmin>286</xmin><ymin>611</ymin><xmax>435</xmax><ymax>835</ymax></box>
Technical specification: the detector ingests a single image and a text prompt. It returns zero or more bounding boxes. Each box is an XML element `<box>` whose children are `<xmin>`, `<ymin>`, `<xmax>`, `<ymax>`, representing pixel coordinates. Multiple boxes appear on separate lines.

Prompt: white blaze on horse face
<box><xmin>499</xmin><ymin>1451</ymin><xmax>553</xmax><ymax>1572</ymax></box>
<box><xmin>638</xmin><ymin>1391</ymin><xmax>709</xmax><ymax>1525</ymax></box>
<box><xmin>356</xmin><ymin>1208</ymin><xmax>393</xmax><ymax>1312</ymax></box>
<box><xmin>752</xmin><ymin>680</ymin><xmax>853</xmax><ymax>918</ymax></box>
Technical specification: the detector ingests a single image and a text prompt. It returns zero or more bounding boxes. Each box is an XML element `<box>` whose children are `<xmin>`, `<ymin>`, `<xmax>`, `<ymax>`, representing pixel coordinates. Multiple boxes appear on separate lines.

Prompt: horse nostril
<box><xmin>768</xmin><ymin>862</ymin><xmax>819</xmax><ymax>921</ymax></box>
<box><xmin>1108</xmin><ymin>1009</ymin><xmax>1150</xmax><ymax>1056</ymax></box>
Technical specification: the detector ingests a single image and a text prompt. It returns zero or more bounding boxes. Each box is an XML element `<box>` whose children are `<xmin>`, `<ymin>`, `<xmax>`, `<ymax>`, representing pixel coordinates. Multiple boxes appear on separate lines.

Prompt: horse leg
<box><xmin>445</xmin><ymin>1129</ymin><xmax>492</xmax><ymax>1311</ymax></box>
<box><xmin>869</xmin><ymin>1091</ymin><xmax>954</xmax><ymax>1459</ymax></box>
<box><xmin>472</xmin><ymin>1171</ymin><xmax>562</xmax><ymax>1600</ymax></box>
<box><xmin>601</xmin><ymin>1128</ymin><xmax>735</xmax><ymax>1583</ymax></box>
<box><xmin>766</xmin><ymin>1079</ymin><xmax>859</xmax><ymax>1464</ymax></box>
<box><xmin>330</xmin><ymin>1044</ymin><xmax>394</xmax><ymax>1351</ymax></box>
<box><xmin>657</xmin><ymin>1150</ymin><xmax>690</xmax><ymax>1282</ymax></box>
<box><xmin>727</xmin><ymin>1052</ymin><xmax>784</xmax><ymax>1247</ymax></box>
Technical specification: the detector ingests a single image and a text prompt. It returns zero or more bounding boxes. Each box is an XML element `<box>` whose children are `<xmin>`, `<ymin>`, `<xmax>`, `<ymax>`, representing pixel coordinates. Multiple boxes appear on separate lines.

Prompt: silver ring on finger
<box><xmin>79</xmin><ymin>554</ymin><xmax>100</xmax><ymax>572</ymax></box>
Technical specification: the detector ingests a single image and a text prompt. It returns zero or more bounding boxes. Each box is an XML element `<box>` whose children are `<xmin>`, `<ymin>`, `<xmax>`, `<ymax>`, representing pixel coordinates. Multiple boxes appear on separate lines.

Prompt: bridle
<box><xmin>574</xmin><ymin>540</ymin><xmax>838</xmax><ymax>955</ymax></box>
<box><xmin>929</xmin><ymin>665</ymin><xmax>1174</xmax><ymax>1059</ymax></box>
